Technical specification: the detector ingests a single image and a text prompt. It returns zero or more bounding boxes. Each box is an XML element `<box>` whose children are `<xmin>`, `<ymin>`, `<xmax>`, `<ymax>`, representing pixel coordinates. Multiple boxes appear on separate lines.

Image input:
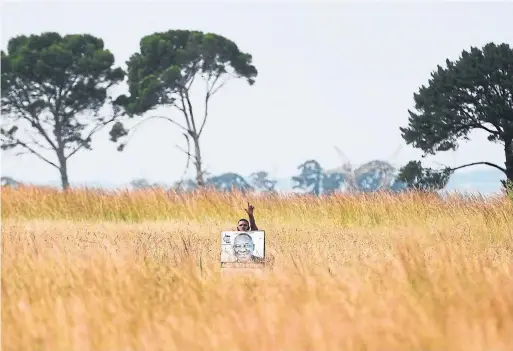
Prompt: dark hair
<box><xmin>238</xmin><ymin>218</ymin><xmax>249</xmax><ymax>224</ymax></box>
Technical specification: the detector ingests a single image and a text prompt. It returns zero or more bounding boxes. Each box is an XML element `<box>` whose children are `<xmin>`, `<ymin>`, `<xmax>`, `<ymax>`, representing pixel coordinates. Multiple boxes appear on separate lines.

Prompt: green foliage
<box><xmin>1</xmin><ymin>32</ymin><xmax>124</xmax><ymax>189</ymax></box>
<box><xmin>117</xmin><ymin>30</ymin><xmax>257</xmax><ymax>116</ymax></box>
<box><xmin>400</xmin><ymin>42</ymin><xmax>513</xmax><ymax>184</ymax></box>
<box><xmin>396</xmin><ymin>161</ymin><xmax>452</xmax><ymax>191</ymax></box>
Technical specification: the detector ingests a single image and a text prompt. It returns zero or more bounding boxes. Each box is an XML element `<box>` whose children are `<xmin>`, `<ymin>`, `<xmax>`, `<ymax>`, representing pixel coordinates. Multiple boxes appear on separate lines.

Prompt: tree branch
<box><xmin>449</xmin><ymin>161</ymin><xmax>506</xmax><ymax>174</ymax></box>
<box><xmin>174</xmin><ymin>133</ymin><xmax>192</xmax><ymax>188</ymax></box>
<box><xmin>177</xmin><ymin>90</ymin><xmax>193</xmax><ymax>132</ymax></box>
<box><xmin>199</xmin><ymin>95</ymin><xmax>211</xmax><ymax>138</ymax></box>
<box><xmin>175</xmin><ymin>143</ymin><xmax>195</xmax><ymax>160</ymax></box>
<box><xmin>119</xmin><ymin>114</ymin><xmax>190</xmax><ymax>151</ymax></box>
<box><xmin>7</xmin><ymin>92</ymin><xmax>58</xmax><ymax>151</ymax></box>
<box><xmin>185</xmin><ymin>69</ymin><xmax>197</xmax><ymax>90</ymax></box>
<box><xmin>65</xmin><ymin>115</ymin><xmax>118</xmax><ymax>160</ymax></box>
<box><xmin>209</xmin><ymin>75</ymin><xmax>233</xmax><ymax>97</ymax></box>
<box><xmin>450</xmin><ymin>96</ymin><xmax>501</xmax><ymax>136</ymax></box>
<box><xmin>198</xmin><ymin>73</ymin><xmax>233</xmax><ymax>137</ymax></box>
<box><xmin>471</xmin><ymin>123</ymin><xmax>501</xmax><ymax>136</ymax></box>
<box><xmin>25</xmin><ymin>129</ymin><xmax>54</xmax><ymax>151</ymax></box>
<box><xmin>169</xmin><ymin>100</ymin><xmax>192</xmax><ymax>131</ymax></box>
<box><xmin>183</xmin><ymin>89</ymin><xmax>197</xmax><ymax>134</ymax></box>
<box><xmin>481</xmin><ymin>83</ymin><xmax>506</xmax><ymax>132</ymax></box>
<box><xmin>5</xmin><ymin>138</ymin><xmax>59</xmax><ymax>169</ymax></box>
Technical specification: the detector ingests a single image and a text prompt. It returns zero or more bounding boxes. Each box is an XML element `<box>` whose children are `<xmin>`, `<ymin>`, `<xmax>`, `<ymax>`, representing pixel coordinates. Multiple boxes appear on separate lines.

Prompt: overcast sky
<box><xmin>1</xmin><ymin>0</ymin><xmax>511</xmax><ymax>186</ymax></box>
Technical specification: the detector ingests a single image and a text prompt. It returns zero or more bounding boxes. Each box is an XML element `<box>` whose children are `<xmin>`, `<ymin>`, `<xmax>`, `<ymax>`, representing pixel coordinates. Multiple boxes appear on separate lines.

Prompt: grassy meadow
<box><xmin>2</xmin><ymin>186</ymin><xmax>513</xmax><ymax>351</ymax></box>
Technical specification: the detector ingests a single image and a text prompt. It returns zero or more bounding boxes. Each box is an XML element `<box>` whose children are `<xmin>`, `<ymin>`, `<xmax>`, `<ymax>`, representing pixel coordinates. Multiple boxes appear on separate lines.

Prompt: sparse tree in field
<box><xmin>250</xmin><ymin>171</ymin><xmax>277</xmax><ymax>193</ymax></box>
<box><xmin>109</xmin><ymin>30</ymin><xmax>258</xmax><ymax>187</ymax></box>
<box><xmin>394</xmin><ymin>160</ymin><xmax>453</xmax><ymax>191</ymax></box>
<box><xmin>172</xmin><ymin>172</ymin><xmax>254</xmax><ymax>194</ymax></box>
<box><xmin>292</xmin><ymin>159</ymin><xmax>345</xmax><ymax>195</ymax></box>
<box><xmin>206</xmin><ymin>172</ymin><xmax>254</xmax><ymax>194</ymax></box>
<box><xmin>328</xmin><ymin>146</ymin><xmax>405</xmax><ymax>193</ymax></box>
<box><xmin>172</xmin><ymin>178</ymin><xmax>198</xmax><ymax>193</ymax></box>
<box><xmin>399</xmin><ymin>42</ymin><xmax>513</xmax><ymax>192</ymax></box>
<box><xmin>348</xmin><ymin>160</ymin><xmax>397</xmax><ymax>192</ymax></box>
<box><xmin>1</xmin><ymin>176</ymin><xmax>21</xmax><ymax>187</ymax></box>
<box><xmin>130</xmin><ymin>178</ymin><xmax>166</xmax><ymax>190</ymax></box>
<box><xmin>1</xmin><ymin>32</ymin><xmax>125</xmax><ymax>190</ymax></box>
<box><xmin>324</xmin><ymin>159</ymin><xmax>399</xmax><ymax>194</ymax></box>
<box><xmin>292</xmin><ymin>160</ymin><xmax>324</xmax><ymax>195</ymax></box>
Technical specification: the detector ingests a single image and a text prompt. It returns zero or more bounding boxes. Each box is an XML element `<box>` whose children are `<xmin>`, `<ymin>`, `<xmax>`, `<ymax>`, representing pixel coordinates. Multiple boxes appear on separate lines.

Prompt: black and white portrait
<box><xmin>220</xmin><ymin>231</ymin><xmax>265</xmax><ymax>266</ymax></box>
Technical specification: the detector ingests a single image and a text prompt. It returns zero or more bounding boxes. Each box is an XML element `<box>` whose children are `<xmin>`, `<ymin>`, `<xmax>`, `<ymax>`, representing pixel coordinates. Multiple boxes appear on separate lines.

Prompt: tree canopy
<box><xmin>1</xmin><ymin>32</ymin><xmax>124</xmax><ymax>189</ymax></box>
<box><xmin>110</xmin><ymin>29</ymin><xmax>258</xmax><ymax>186</ymax></box>
<box><xmin>395</xmin><ymin>161</ymin><xmax>453</xmax><ymax>191</ymax></box>
<box><xmin>400</xmin><ymin>42</ymin><xmax>513</xmax><ymax>187</ymax></box>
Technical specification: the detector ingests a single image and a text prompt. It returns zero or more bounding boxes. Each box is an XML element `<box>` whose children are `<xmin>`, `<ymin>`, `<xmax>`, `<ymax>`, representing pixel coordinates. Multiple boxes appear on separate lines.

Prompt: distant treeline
<box><xmin>140</xmin><ymin>157</ymin><xmax>453</xmax><ymax>195</ymax></box>
<box><xmin>1</xmin><ymin>31</ymin><xmax>512</xmax><ymax>194</ymax></box>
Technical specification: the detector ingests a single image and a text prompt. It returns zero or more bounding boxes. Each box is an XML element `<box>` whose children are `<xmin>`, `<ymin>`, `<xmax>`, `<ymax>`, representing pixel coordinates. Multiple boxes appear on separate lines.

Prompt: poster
<box><xmin>220</xmin><ymin>231</ymin><xmax>265</xmax><ymax>268</ymax></box>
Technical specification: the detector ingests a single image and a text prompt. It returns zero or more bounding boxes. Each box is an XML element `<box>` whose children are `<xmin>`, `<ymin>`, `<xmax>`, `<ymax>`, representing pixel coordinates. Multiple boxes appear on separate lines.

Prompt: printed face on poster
<box><xmin>220</xmin><ymin>231</ymin><xmax>265</xmax><ymax>268</ymax></box>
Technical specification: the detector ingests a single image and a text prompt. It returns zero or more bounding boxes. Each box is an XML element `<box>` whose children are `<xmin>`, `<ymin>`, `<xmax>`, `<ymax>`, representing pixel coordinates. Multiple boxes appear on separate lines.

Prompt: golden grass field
<box><xmin>2</xmin><ymin>186</ymin><xmax>513</xmax><ymax>351</ymax></box>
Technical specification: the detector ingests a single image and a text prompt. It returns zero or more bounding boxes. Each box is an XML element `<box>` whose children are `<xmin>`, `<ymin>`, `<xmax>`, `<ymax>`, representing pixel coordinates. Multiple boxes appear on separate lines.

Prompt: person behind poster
<box><xmin>236</xmin><ymin>202</ymin><xmax>259</xmax><ymax>232</ymax></box>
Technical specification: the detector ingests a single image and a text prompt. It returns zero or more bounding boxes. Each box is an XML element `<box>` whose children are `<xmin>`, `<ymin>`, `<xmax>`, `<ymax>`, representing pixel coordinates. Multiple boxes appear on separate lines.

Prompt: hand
<box><xmin>245</xmin><ymin>202</ymin><xmax>255</xmax><ymax>215</ymax></box>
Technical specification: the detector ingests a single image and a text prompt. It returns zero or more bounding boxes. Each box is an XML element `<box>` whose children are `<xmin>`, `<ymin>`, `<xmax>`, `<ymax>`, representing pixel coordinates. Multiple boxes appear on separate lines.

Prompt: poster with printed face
<box><xmin>220</xmin><ymin>231</ymin><xmax>265</xmax><ymax>268</ymax></box>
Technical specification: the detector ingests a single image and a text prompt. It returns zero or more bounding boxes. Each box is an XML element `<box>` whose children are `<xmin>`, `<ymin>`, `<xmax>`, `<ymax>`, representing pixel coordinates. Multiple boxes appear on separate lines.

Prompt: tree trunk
<box><xmin>192</xmin><ymin>134</ymin><xmax>205</xmax><ymax>187</ymax></box>
<box><xmin>58</xmin><ymin>152</ymin><xmax>70</xmax><ymax>190</ymax></box>
<box><xmin>504</xmin><ymin>137</ymin><xmax>513</xmax><ymax>190</ymax></box>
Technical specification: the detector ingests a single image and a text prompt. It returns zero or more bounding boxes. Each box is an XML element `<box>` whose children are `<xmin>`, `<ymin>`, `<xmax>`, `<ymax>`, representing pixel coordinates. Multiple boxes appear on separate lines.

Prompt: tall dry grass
<box><xmin>2</xmin><ymin>186</ymin><xmax>513</xmax><ymax>351</ymax></box>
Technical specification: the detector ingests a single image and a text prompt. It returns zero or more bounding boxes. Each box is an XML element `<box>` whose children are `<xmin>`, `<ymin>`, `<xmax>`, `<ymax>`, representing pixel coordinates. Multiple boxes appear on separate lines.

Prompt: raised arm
<box><xmin>245</xmin><ymin>202</ymin><xmax>259</xmax><ymax>231</ymax></box>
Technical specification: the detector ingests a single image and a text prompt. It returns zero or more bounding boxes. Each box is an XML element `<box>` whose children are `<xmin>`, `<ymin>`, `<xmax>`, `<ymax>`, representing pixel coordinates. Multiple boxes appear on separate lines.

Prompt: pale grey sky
<box><xmin>1</xmin><ymin>0</ymin><xmax>511</xmax><ymax>186</ymax></box>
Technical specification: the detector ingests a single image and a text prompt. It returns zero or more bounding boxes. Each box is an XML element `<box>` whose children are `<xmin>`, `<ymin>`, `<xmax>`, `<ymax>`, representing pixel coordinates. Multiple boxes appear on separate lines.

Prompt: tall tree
<box><xmin>292</xmin><ymin>160</ymin><xmax>324</xmax><ymax>195</ymax></box>
<box><xmin>399</xmin><ymin>42</ymin><xmax>513</xmax><ymax>190</ymax></box>
<box><xmin>1</xmin><ymin>32</ymin><xmax>124</xmax><ymax>190</ymax></box>
<box><xmin>109</xmin><ymin>30</ymin><xmax>258</xmax><ymax>187</ymax></box>
<box><xmin>292</xmin><ymin>159</ymin><xmax>345</xmax><ymax>195</ymax></box>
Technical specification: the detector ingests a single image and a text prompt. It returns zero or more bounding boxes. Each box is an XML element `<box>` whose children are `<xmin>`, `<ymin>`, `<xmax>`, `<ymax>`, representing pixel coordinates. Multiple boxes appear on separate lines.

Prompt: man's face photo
<box><xmin>233</xmin><ymin>234</ymin><xmax>254</xmax><ymax>262</ymax></box>
<box><xmin>237</xmin><ymin>219</ymin><xmax>250</xmax><ymax>231</ymax></box>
